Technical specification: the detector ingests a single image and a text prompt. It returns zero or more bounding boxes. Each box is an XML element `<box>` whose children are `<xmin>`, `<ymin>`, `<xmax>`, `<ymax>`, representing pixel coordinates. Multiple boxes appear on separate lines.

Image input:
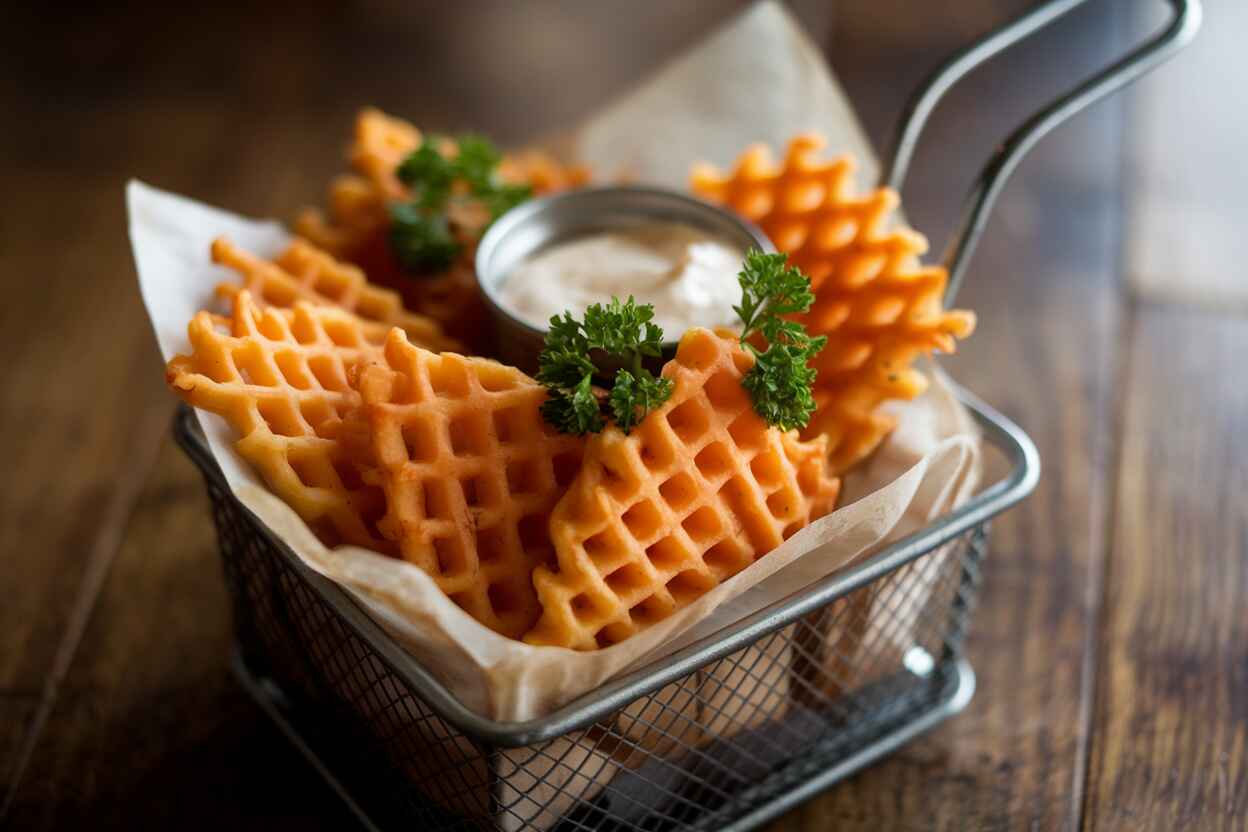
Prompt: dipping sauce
<box><xmin>497</xmin><ymin>222</ymin><xmax>746</xmax><ymax>335</ymax></box>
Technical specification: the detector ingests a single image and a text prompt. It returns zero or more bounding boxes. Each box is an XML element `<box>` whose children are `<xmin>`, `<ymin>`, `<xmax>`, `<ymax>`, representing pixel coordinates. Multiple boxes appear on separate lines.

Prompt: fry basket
<box><xmin>172</xmin><ymin>2</ymin><xmax>1196</xmax><ymax>829</ymax></box>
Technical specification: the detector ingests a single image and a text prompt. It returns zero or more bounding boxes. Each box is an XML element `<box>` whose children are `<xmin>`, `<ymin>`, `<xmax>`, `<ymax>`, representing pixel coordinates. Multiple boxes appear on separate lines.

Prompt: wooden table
<box><xmin>2</xmin><ymin>1</ymin><xmax>1243</xmax><ymax>829</ymax></box>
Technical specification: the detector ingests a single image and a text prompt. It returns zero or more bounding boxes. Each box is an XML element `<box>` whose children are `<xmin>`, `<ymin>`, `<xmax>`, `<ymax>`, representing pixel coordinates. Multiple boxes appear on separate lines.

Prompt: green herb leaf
<box><xmin>484</xmin><ymin>182</ymin><xmax>533</xmax><ymax>221</ymax></box>
<box><xmin>735</xmin><ymin>249</ymin><xmax>826</xmax><ymax>431</ymax></box>
<box><xmin>580</xmin><ymin>296</ymin><xmax>665</xmax><ymax>358</ymax></box>
<box><xmin>389</xmin><ymin>132</ymin><xmax>533</xmax><ymax>276</ymax></box>
<box><xmin>388</xmin><ymin>203</ymin><xmax>460</xmax><ymax>272</ymax></box>
<box><xmin>740</xmin><ymin>337</ymin><xmax>826</xmax><ymax>431</ymax></box>
<box><xmin>536</xmin><ymin>313</ymin><xmax>595</xmax><ymax>390</ymax></box>
<box><xmin>537</xmin><ymin>297</ymin><xmax>674</xmax><ymax>435</ymax></box>
<box><xmin>733</xmin><ymin>250</ymin><xmax>815</xmax><ymax>333</ymax></box>
<box><xmin>540</xmin><ymin>375</ymin><xmax>604</xmax><ymax>436</ymax></box>
<box><xmin>609</xmin><ymin>369</ymin><xmax>674</xmax><ymax>434</ymax></box>
<box><xmin>452</xmin><ymin>134</ymin><xmax>504</xmax><ymax>191</ymax></box>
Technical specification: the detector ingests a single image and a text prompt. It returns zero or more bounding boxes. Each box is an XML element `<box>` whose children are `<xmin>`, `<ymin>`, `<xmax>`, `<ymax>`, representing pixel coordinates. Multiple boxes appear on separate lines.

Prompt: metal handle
<box><xmin>882</xmin><ymin>0</ymin><xmax>1202</xmax><ymax>303</ymax></box>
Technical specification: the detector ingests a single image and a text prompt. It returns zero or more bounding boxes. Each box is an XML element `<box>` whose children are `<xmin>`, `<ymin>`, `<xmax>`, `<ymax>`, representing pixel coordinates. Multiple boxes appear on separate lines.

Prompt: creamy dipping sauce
<box><xmin>498</xmin><ymin>222</ymin><xmax>746</xmax><ymax>335</ymax></box>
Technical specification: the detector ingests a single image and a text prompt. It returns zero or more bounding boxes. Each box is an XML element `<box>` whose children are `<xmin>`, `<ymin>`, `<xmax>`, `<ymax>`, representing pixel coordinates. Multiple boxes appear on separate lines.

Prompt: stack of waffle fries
<box><xmin>296</xmin><ymin>109</ymin><xmax>590</xmax><ymax>351</ymax></box>
<box><xmin>166</xmin><ymin>110</ymin><xmax>973</xmax><ymax>650</ymax></box>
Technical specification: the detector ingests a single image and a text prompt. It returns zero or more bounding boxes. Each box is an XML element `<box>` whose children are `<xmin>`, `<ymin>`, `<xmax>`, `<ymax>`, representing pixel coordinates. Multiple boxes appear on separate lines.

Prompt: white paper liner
<box><xmin>571</xmin><ymin>1</ymin><xmax>880</xmax><ymax>190</ymax></box>
<box><xmin>129</xmin><ymin>0</ymin><xmax>981</xmax><ymax>724</ymax></box>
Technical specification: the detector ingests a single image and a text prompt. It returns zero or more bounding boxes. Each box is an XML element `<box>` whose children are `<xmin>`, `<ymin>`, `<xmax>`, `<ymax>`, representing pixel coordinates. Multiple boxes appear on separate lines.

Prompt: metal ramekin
<box><xmin>475</xmin><ymin>186</ymin><xmax>775</xmax><ymax>373</ymax></box>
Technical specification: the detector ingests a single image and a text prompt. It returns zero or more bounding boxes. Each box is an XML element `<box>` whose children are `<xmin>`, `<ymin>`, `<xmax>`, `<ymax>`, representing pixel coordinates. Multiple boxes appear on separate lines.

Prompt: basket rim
<box><xmin>173</xmin><ymin>384</ymin><xmax>1038</xmax><ymax>747</ymax></box>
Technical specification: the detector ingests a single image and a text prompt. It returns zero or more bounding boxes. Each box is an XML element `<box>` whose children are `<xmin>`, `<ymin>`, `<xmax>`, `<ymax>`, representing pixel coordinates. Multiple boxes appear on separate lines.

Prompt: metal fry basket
<box><xmin>173</xmin><ymin>2</ymin><xmax>1196</xmax><ymax>829</ymax></box>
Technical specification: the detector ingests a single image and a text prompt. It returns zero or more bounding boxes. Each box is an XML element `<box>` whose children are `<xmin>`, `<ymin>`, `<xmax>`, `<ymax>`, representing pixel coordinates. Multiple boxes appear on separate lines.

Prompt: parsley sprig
<box><xmin>537</xmin><ymin>298</ymin><xmax>674</xmax><ymax>435</ymax></box>
<box><xmin>388</xmin><ymin>134</ymin><xmax>532</xmax><ymax>273</ymax></box>
<box><xmin>735</xmin><ymin>250</ymin><xmax>827</xmax><ymax>431</ymax></box>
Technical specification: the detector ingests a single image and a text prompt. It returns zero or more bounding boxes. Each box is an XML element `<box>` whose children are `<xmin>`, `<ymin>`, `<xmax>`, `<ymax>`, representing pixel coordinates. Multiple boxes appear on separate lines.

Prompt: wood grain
<box><xmin>0</xmin><ymin>0</ymin><xmax>828</xmax><ymax>823</ymax></box>
<box><xmin>0</xmin><ymin>697</ymin><xmax>41</xmax><ymax>796</ymax></box>
<box><xmin>2</xmin><ymin>0</ymin><xmax>1243</xmax><ymax>829</ymax></box>
<box><xmin>0</xmin><ymin>140</ymin><xmax>175</xmax><ymax>797</ymax></box>
<box><xmin>769</xmin><ymin>2</ymin><xmax>1127</xmax><ymax>828</ymax></box>
<box><xmin>0</xmin><ymin>91</ymin><xmax>354</xmax><ymax>805</ymax></box>
<box><xmin>1124</xmin><ymin>0</ymin><xmax>1248</xmax><ymax>309</ymax></box>
<box><xmin>3</xmin><ymin>439</ymin><xmax>351</xmax><ymax>831</ymax></box>
<box><xmin>1083</xmin><ymin>305</ymin><xmax>1248</xmax><ymax>830</ymax></box>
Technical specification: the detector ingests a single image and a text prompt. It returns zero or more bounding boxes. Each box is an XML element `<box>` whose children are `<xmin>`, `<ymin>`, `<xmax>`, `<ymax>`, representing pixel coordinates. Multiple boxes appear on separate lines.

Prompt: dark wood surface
<box><xmin>1084</xmin><ymin>305</ymin><xmax>1248</xmax><ymax>828</ymax></box>
<box><xmin>777</xmin><ymin>4</ymin><xmax>1128</xmax><ymax>829</ymax></box>
<box><xmin>2</xmin><ymin>1</ymin><xmax>1244</xmax><ymax>829</ymax></box>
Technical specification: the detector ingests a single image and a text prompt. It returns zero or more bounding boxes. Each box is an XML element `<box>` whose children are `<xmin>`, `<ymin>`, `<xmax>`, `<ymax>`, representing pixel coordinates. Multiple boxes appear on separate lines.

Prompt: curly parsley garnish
<box><xmin>388</xmin><ymin>134</ymin><xmax>531</xmax><ymax>273</ymax></box>
<box><xmin>537</xmin><ymin>297</ymin><xmax>674</xmax><ymax>435</ymax></box>
<box><xmin>735</xmin><ymin>250</ymin><xmax>827</xmax><ymax>431</ymax></box>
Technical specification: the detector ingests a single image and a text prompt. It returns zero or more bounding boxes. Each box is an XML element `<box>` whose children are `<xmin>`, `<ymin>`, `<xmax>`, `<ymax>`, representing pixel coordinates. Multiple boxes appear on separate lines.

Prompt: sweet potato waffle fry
<box><xmin>295</xmin><ymin>111</ymin><xmax>441</xmax><ymax>270</ymax></box>
<box><xmin>524</xmin><ymin>329</ymin><xmax>840</xmax><ymax>650</ymax></box>
<box><xmin>357</xmin><ymin>329</ymin><xmax>586</xmax><ymax>638</ymax></box>
<box><xmin>499</xmin><ymin>148</ymin><xmax>593</xmax><ymax>195</ymax></box>
<box><xmin>691</xmin><ymin>135</ymin><xmax>975</xmax><ymax>473</ymax></box>
<box><xmin>297</xmin><ymin>109</ymin><xmax>590</xmax><ymax>348</ymax></box>
<box><xmin>212</xmin><ymin>236</ymin><xmax>459</xmax><ymax>353</ymax></box>
<box><xmin>166</xmin><ymin>291</ymin><xmax>390</xmax><ymax>551</ymax></box>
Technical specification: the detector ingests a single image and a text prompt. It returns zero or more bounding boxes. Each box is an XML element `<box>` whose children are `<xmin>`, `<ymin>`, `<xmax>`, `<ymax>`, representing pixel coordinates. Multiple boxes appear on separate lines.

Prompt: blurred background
<box><xmin>2</xmin><ymin>0</ymin><xmax>1244</xmax><ymax>829</ymax></box>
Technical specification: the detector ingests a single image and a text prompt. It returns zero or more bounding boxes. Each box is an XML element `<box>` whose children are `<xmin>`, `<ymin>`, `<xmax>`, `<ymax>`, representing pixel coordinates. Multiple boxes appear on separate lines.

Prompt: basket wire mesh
<box><xmin>171</xmin><ymin>1</ymin><xmax>1198</xmax><ymax>827</ymax></box>
<box><xmin>210</xmin><ymin>448</ymin><xmax>983</xmax><ymax>831</ymax></box>
<box><xmin>178</xmin><ymin>391</ymin><xmax>1020</xmax><ymax>832</ymax></box>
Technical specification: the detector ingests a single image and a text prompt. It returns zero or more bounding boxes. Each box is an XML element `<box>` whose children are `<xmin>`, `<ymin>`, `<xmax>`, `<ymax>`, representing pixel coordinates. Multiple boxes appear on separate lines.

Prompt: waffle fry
<box><xmin>351</xmin><ymin>107</ymin><xmax>424</xmax><ymax>200</ymax></box>
<box><xmin>499</xmin><ymin>148</ymin><xmax>592</xmax><ymax>195</ymax></box>
<box><xmin>295</xmin><ymin>110</ymin><xmax>430</xmax><ymax>270</ymax></box>
<box><xmin>297</xmin><ymin>108</ymin><xmax>589</xmax><ymax>349</ymax></box>
<box><xmin>343</xmin><ymin>108</ymin><xmax>588</xmax><ymax>212</ymax></box>
<box><xmin>166</xmin><ymin>291</ymin><xmax>390</xmax><ymax>551</ymax></box>
<box><xmin>357</xmin><ymin>329</ymin><xmax>586</xmax><ymax>639</ymax></box>
<box><xmin>212</xmin><ymin>236</ymin><xmax>459</xmax><ymax>353</ymax></box>
<box><xmin>524</xmin><ymin>329</ymin><xmax>840</xmax><ymax>650</ymax></box>
<box><xmin>691</xmin><ymin>135</ymin><xmax>975</xmax><ymax>473</ymax></box>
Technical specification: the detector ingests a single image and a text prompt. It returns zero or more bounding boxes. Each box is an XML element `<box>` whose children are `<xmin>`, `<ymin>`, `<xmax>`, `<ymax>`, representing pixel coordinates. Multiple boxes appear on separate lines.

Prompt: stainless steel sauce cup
<box><xmin>475</xmin><ymin>185</ymin><xmax>774</xmax><ymax>373</ymax></box>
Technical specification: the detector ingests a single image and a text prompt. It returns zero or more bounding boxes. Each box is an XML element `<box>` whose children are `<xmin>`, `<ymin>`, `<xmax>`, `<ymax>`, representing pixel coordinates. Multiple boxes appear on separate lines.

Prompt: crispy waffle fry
<box><xmin>296</xmin><ymin>108</ymin><xmax>589</xmax><ymax>349</ymax></box>
<box><xmin>294</xmin><ymin>173</ymin><xmax>387</xmax><ymax>263</ymax></box>
<box><xmin>166</xmin><ymin>291</ymin><xmax>390</xmax><ymax>551</ymax></box>
<box><xmin>343</xmin><ymin>108</ymin><xmax>588</xmax><ymax>209</ymax></box>
<box><xmin>212</xmin><ymin>236</ymin><xmax>459</xmax><ymax>353</ymax></box>
<box><xmin>357</xmin><ymin>329</ymin><xmax>586</xmax><ymax>639</ymax></box>
<box><xmin>351</xmin><ymin>107</ymin><xmax>423</xmax><ymax>200</ymax></box>
<box><xmin>499</xmin><ymin>148</ymin><xmax>592</xmax><ymax>195</ymax></box>
<box><xmin>295</xmin><ymin>109</ymin><xmax>426</xmax><ymax>269</ymax></box>
<box><xmin>295</xmin><ymin>111</ymin><xmax>485</xmax><ymax>343</ymax></box>
<box><xmin>524</xmin><ymin>329</ymin><xmax>840</xmax><ymax>650</ymax></box>
<box><xmin>691</xmin><ymin>135</ymin><xmax>975</xmax><ymax>473</ymax></box>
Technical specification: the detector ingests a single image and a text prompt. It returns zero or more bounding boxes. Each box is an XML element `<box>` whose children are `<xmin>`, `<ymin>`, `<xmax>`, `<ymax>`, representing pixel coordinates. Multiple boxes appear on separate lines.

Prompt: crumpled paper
<box><xmin>130</xmin><ymin>0</ymin><xmax>981</xmax><ymax>723</ymax></box>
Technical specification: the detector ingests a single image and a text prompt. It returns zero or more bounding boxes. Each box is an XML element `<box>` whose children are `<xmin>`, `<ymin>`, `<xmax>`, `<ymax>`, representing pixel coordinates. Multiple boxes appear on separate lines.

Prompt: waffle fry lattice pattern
<box><xmin>525</xmin><ymin>329</ymin><xmax>840</xmax><ymax>650</ymax></box>
<box><xmin>212</xmin><ymin>236</ymin><xmax>458</xmax><ymax>353</ymax></box>
<box><xmin>166</xmin><ymin>291</ymin><xmax>389</xmax><ymax>550</ymax></box>
<box><xmin>691</xmin><ymin>135</ymin><xmax>975</xmax><ymax>473</ymax></box>
<box><xmin>296</xmin><ymin>109</ymin><xmax>589</xmax><ymax>349</ymax></box>
<box><xmin>359</xmin><ymin>330</ymin><xmax>586</xmax><ymax>638</ymax></box>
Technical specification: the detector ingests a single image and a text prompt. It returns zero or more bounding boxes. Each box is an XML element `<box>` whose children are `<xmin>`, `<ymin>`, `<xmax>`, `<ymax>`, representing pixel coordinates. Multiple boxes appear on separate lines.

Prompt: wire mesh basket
<box><xmin>176</xmin><ymin>397</ymin><xmax>1023</xmax><ymax>831</ymax></box>
<box><xmin>172</xmin><ymin>2</ymin><xmax>1195</xmax><ymax>829</ymax></box>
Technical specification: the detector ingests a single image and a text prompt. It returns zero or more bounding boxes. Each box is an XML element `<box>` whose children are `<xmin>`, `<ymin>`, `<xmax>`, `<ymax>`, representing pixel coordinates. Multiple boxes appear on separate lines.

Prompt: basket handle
<box><xmin>881</xmin><ymin>0</ymin><xmax>1201</xmax><ymax>303</ymax></box>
